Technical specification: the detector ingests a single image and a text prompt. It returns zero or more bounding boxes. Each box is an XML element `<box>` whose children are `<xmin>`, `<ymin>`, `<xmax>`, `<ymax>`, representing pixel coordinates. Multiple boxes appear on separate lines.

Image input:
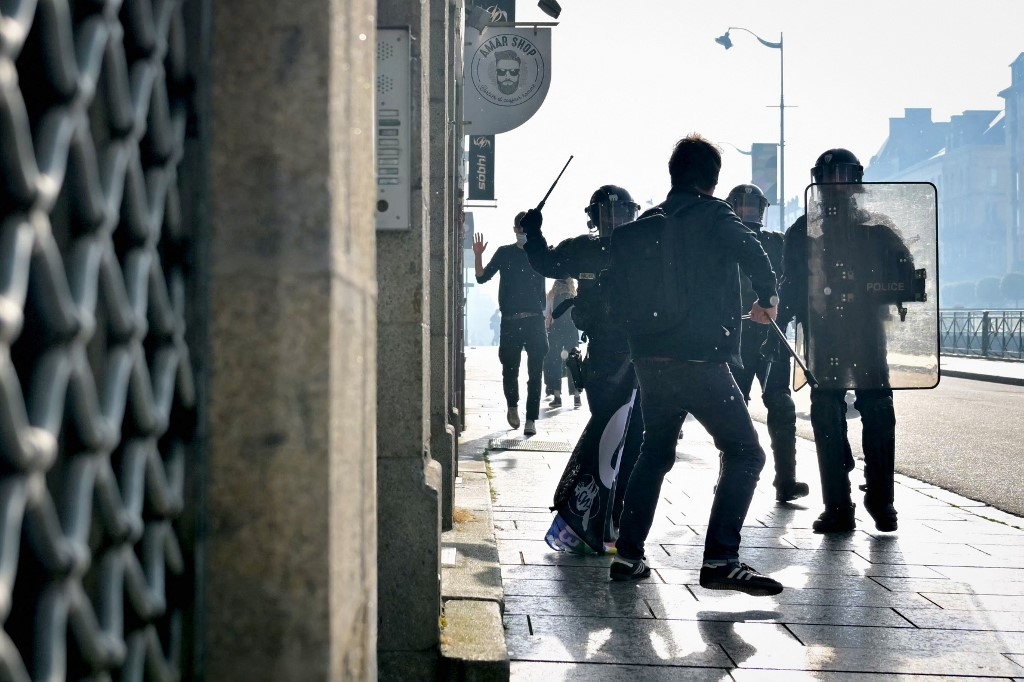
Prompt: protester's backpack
<box><xmin>607</xmin><ymin>205</ymin><xmax>693</xmax><ymax>336</ymax></box>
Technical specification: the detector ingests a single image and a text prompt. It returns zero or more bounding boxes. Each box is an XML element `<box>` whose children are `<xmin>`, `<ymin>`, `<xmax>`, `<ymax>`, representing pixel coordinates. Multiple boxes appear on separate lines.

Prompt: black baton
<box><xmin>536</xmin><ymin>155</ymin><xmax>574</xmax><ymax>211</ymax></box>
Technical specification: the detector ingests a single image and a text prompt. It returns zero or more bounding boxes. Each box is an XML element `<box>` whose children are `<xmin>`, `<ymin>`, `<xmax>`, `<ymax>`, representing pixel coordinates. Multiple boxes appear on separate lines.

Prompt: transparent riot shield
<box><xmin>804</xmin><ymin>182</ymin><xmax>938</xmax><ymax>390</ymax></box>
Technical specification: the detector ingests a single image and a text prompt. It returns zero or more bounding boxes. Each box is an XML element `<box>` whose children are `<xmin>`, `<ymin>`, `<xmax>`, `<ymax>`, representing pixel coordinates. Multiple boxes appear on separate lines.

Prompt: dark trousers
<box><xmin>617</xmin><ymin>359</ymin><xmax>766</xmax><ymax>563</ymax></box>
<box><xmin>730</xmin><ymin>344</ymin><xmax>798</xmax><ymax>488</ymax></box>
<box><xmin>810</xmin><ymin>388</ymin><xmax>896</xmax><ymax>508</ymax></box>
<box><xmin>498</xmin><ymin>315</ymin><xmax>548</xmax><ymax>420</ymax></box>
<box><xmin>543</xmin><ymin>339</ymin><xmax>579</xmax><ymax>395</ymax></box>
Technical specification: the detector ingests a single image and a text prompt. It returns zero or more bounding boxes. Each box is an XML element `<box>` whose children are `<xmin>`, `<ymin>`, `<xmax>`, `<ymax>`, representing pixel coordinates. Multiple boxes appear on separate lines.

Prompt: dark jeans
<box><xmin>810</xmin><ymin>388</ymin><xmax>896</xmax><ymax>508</ymax></box>
<box><xmin>498</xmin><ymin>315</ymin><xmax>548</xmax><ymax>420</ymax></box>
<box><xmin>731</xmin><ymin>341</ymin><xmax>798</xmax><ymax>487</ymax></box>
<box><xmin>617</xmin><ymin>359</ymin><xmax>766</xmax><ymax>563</ymax></box>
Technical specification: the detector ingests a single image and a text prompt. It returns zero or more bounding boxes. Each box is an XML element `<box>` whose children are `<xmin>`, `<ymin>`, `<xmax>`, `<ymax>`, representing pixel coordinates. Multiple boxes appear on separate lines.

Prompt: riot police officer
<box><xmin>780</xmin><ymin>148</ymin><xmax>909</xmax><ymax>533</ymax></box>
<box><xmin>726</xmin><ymin>184</ymin><xmax>809</xmax><ymax>503</ymax></box>
<box><xmin>518</xmin><ymin>185</ymin><xmax>644</xmax><ymax>554</ymax></box>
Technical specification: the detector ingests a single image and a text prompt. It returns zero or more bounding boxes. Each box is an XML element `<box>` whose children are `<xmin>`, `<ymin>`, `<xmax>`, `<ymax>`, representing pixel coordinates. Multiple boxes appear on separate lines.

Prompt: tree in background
<box><xmin>1001</xmin><ymin>272</ymin><xmax>1024</xmax><ymax>308</ymax></box>
<box><xmin>975</xmin><ymin>276</ymin><xmax>1005</xmax><ymax>307</ymax></box>
<box><xmin>940</xmin><ymin>281</ymin><xmax>977</xmax><ymax>309</ymax></box>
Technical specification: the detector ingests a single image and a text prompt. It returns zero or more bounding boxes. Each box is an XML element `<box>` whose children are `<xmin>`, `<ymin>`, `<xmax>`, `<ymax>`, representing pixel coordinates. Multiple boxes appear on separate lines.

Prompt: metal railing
<box><xmin>940</xmin><ymin>310</ymin><xmax>1024</xmax><ymax>360</ymax></box>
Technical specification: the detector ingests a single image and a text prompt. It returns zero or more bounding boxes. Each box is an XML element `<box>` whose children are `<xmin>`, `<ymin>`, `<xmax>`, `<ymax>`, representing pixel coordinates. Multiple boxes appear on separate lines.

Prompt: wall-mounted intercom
<box><xmin>375</xmin><ymin>28</ymin><xmax>411</xmax><ymax>230</ymax></box>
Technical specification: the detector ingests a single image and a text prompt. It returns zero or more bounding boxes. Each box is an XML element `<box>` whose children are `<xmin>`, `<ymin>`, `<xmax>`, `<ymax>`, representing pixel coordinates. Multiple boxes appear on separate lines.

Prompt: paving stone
<box><xmin>861</xmin><ymin>563</ymin><xmax>948</xmax><ymax>578</ymax></box>
<box><xmin>733</xmin><ymin>671</ymin><xmax>1011</xmax><ymax>681</ymax></box>
<box><xmin>688</xmin><ymin>587</ymin><xmax>935</xmax><ymax>609</ymax></box>
<box><xmin>505</xmin><ymin>594</ymin><xmax>654</xmax><ymax>619</ymax></box>
<box><xmin>932</xmin><ymin>566</ymin><xmax>1024</xmax><ymax>583</ymax></box>
<box><xmin>502</xmin><ymin>579</ymin><xmax>696</xmax><ymax>602</ymax></box>
<box><xmin>871</xmin><ymin>576</ymin><xmax>1024</xmax><ymax>595</ymax></box>
<box><xmin>505</xmin><ymin>614</ymin><xmax>797</xmax><ymax>667</ymax></box>
<box><xmin>922</xmin><ymin>593</ymin><xmax>1024</xmax><ymax>611</ymax></box>
<box><xmin>732</xmin><ymin>644</ymin><xmax>1024</xmax><ymax>676</ymax></box>
<box><xmin>896</xmin><ymin>607</ymin><xmax>1024</xmax><ymax>631</ymax></box>
<box><xmin>854</xmin><ymin>548</ymin><xmax>1007</xmax><ymax>567</ymax></box>
<box><xmin>647</xmin><ymin>597</ymin><xmax>913</xmax><ymax>628</ymax></box>
<box><xmin>788</xmin><ymin>623</ymin><xmax>1024</xmax><ymax>653</ymax></box>
<box><xmin>501</xmin><ymin>564</ymin><xmax>616</xmax><ymax>583</ymax></box>
<box><xmin>509</xmin><ymin>661</ymin><xmax>732</xmax><ymax>681</ymax></box>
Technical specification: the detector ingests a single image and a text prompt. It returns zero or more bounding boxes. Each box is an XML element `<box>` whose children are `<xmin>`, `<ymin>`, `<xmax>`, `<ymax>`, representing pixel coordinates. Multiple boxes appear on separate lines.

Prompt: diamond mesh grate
<box><xmin>0</xmin><ymin>0</ymin><xmax>198</xmax><ymax>677</ymax></box>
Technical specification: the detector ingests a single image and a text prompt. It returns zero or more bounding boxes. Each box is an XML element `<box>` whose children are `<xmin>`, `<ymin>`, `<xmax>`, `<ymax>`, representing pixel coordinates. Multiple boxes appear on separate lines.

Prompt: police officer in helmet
<box><xmin>725</xmin><ymin>183</ymin><xmax>809</xmax><ymax>503</ymax></box>
<box><xmin>780</xmin><ymin>148</ymin><xmax>906</xmax><ymax>533</ymax></box>
<box><xmin>517</xmin><ymin>185</ymin><xmax>645</xmax><ymax>555</ymax></box>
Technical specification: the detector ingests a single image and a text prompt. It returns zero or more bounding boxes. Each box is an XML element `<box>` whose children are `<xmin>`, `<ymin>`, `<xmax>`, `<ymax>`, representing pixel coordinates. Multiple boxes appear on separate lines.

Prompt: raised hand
<box><xmin>473</xmin><ymin>232</ymin><xmax>488</xmax><ymax>256</ymax></box>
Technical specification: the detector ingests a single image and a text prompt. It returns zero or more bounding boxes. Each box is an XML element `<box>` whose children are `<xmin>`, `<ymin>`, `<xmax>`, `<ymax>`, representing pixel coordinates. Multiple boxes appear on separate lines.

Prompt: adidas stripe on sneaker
<box><xmin>699</xmin><ymin>561</ymin><xmax>783</xmax><ymax>596</ymax></box>
<box><xmin>610</xmin><ymin>555</ymin><xmax>651</xmax><ymax>582</ymax></box>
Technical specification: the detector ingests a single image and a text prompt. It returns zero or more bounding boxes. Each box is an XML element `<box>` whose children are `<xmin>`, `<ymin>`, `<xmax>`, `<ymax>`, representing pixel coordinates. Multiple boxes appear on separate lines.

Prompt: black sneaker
<box><xmin>864</xmin><ymin>500</ymin><xmax>898</xmax><ymax>532</ymax></box>
<box><xmin>775</xmin><ymin>480</ymin><xmax>810</xmax><ymax>502</ymax></box>
<box><xmin>610</xmin><ymin>555</ymin><xmax>651</xmax><ymax>582</ymax></box>
<box><xmin>812</xmin><ymin>504</ymin><xmax>856</xmax><ymax>533</ymax></box>
<box><xmin>699</xmin><ymin>562</ymin><xmax>783</xmax><ymax>596</ymax></box>
<box><xmin>550</xmin><ymin>394</ymin><xmax>562</xmax><ymax>408</ymax></box>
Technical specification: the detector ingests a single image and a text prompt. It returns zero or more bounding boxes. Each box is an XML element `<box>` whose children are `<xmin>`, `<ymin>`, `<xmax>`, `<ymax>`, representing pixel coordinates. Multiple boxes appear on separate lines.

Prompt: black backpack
<box><xmin>607</xmin><ymin>205</ymin><xmax>693</xmax><ymax>336</ymax></box>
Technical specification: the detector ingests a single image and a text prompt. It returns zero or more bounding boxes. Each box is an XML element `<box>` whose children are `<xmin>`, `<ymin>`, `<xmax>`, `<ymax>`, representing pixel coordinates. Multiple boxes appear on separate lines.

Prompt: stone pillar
<box><xmin>376</xmin><ymin>1</ymin><xmax>443</xmax><ymax>679</ymax></box>
<box><xmin>427</xmin><ymin>0</ymin><xmax>457</xmax><ymax>531</ymax></box>
<box><xmin>204</xmin><ymin>0</ymin><xmax>377</xmax><ymax>679</ymax></box>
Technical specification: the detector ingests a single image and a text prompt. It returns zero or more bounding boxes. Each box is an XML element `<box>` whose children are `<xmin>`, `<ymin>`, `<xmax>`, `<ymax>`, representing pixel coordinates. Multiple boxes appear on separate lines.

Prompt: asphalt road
<box><xmin>749</xmin><ymin>376</ymin><xmax>1024</xmax><ymax>517</ymax></box>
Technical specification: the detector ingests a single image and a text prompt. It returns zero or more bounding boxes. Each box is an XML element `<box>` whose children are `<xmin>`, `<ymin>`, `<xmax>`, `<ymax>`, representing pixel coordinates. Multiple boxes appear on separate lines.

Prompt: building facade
<box><xmin>866</xmin><ymin>54</ymin><xmax>1024</xmax><ymax>285</ymax></box>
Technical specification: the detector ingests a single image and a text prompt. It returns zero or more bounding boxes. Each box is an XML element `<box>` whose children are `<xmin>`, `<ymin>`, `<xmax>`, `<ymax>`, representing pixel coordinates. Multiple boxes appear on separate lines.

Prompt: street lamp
<box><xmin>716</xmin><ymin>27</ymin><xmax>785</xmax><ymax>231</ymax></box>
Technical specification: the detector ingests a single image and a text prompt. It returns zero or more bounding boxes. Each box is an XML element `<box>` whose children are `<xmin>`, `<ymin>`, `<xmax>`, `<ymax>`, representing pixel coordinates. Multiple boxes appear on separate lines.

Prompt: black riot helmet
<box><xmin>584</xmin><ymin>185</ymin><xmax>640</xmax><ymax>238</ymax></box>
<box><xmin>811</xmin><ymin>148</ymin><xmax>864</xmax><ymax>184</ymax></box>
<box><xmin>726</xmin><ymin>184</ymin><xmax>770</xmax><ymax>226</ymax></box>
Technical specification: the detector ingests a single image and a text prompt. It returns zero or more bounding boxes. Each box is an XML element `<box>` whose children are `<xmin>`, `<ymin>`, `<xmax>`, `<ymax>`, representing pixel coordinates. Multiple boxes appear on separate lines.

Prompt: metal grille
<box><xmin>1</xmin><ymin>0</ymin><xmax>196</xmax><ymax>678</ymax></box>
<box><xmin>940</xmin><ymin>310</ymin><xmax>1024</xmax><ymax>360</ymax></box>
<box><xmin>488</xmin><ymin>438</ymin><xmax>572</xmax><ymax>452</ymax></box>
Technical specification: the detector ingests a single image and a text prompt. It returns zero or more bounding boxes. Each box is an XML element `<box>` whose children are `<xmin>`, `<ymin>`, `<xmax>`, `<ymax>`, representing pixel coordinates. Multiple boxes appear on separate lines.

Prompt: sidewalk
<box><xmin>450</xmin><ymin>347</ymin><xmax>1024</xmax><ymax>680</ymax></box>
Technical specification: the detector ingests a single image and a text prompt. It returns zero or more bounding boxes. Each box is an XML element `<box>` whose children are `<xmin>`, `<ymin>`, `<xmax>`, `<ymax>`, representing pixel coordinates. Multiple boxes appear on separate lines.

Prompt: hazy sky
<box><xmin>467</xmin><ymin>0</ymin><xmax>1024</xmax><ymax>250</ymax></box>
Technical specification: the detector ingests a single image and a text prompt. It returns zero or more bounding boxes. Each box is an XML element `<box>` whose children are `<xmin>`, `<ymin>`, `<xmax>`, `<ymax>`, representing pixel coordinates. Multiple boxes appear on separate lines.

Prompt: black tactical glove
<box><xmin>519</xmin><ymin>208</ymin><xmax>543</xmax><ymax>236</ymax></box>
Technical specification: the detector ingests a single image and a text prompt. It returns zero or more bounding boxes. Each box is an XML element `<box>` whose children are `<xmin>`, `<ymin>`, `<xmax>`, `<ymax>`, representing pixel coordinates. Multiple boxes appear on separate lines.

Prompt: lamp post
<box><xmin>716</xmin><ymin>27</ymin><xmax>785</xmax><ymax>231</ymax></box>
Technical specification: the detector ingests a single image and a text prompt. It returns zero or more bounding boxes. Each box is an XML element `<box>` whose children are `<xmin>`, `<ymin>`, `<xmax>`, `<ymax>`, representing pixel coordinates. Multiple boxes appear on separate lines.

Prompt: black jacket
<box><xmin>626</xmin><ymin>189</ymin><xmax>778</xmax><ymax>365</ymax></box>
<box><xmin>523</xmin><ymin>231</ymin><xmax>628</xmax><ymax>350</ymax></box>
<box><xmin>739</xmin><ymin>223</ymin><xmax>786</xmax><ymax>355</ymax></box>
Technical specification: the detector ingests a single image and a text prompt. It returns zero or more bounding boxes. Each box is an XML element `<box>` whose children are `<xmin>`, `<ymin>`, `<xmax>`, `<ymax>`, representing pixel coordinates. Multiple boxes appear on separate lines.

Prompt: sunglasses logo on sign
<box><xmin>471</xmin><ymin>33</ymin><xmax>546</xmax><ymax>107</ymax></box>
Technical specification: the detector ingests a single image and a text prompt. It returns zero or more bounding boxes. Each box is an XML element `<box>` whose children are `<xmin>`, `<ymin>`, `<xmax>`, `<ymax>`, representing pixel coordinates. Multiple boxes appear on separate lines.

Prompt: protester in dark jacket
<box><xmin>610</xmin><ymin>133</ymin><xmax>783</xmax><ymax>597</ymax></box>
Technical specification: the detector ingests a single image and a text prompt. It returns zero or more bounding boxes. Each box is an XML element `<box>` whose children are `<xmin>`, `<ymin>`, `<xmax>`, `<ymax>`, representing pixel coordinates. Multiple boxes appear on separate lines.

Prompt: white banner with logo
<box><xmin>464</xmin><ymin>27</ymin><xmax>552</xmax><ymax>135</ymax></box>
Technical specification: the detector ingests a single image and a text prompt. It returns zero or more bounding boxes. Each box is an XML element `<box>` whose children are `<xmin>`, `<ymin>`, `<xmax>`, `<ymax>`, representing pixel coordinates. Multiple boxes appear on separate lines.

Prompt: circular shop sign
<box><xmin>469</xmin><ymin>32</ymin><xmax>546</xmax><ymax>107</ymax></box>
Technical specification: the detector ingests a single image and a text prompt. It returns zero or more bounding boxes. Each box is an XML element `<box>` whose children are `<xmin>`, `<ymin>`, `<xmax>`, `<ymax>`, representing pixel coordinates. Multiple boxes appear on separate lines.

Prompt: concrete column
<box><xmin>204</xmin><ymin>0</ymin><xmax>377</xmax><ymax>679</ymax></box>
<box><xmin>427</xmin><ymin>0</ymin><xmax>457</xmax><ymax>531</ymax></box>
<box><xmin>376</xmin><ymin>1</ymin><xmax>443</xmax><ymax>679</ymax></box>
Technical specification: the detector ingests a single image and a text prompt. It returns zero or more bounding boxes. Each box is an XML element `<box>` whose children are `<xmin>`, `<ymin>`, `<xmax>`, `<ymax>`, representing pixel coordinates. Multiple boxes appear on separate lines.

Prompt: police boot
<box><xmin>812</xmin><ymin>503</ymin><xmax>856</xmax><ymax>534</ymax></box>
<box><xmin>858</xmin><ymin>393</ymin><xmax>898</xmax><ymax>532</ymax></box>
<box><xmin>765</xmin><ymin>392</ymin><xmax>807</xmax><ymax>502</ymax></box>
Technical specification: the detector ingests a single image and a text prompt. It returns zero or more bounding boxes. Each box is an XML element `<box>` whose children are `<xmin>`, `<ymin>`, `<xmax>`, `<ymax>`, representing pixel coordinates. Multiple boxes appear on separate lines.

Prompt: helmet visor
<box><xmin>812</xmin><ymin>162</ymin><xmax>862</xmax><ymax>184</ymax></box>
<box><xmin>590</xmin><ymin>201</ymin><xmax>639</xmax><ymax>234</ymax></box>
<box><xmin>731</xmin><ymin>194</ymin><xmax>768</xmax><ymax>225</ymax></box>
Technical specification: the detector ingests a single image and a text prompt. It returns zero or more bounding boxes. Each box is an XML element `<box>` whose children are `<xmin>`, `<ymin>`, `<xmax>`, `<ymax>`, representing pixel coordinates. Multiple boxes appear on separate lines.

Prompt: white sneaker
<box><xmin>507</xmin><ymin>408</ymin><xmax>520</xmax><ymax>429</ymax></box>
<box><xmin>523</xmin><ymin>420</ymin><xmax>536</xmax><ymax>436</ymax></box>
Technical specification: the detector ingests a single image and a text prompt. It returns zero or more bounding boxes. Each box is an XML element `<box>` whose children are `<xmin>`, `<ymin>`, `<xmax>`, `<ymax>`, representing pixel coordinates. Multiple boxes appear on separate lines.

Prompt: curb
<box><xmin>941</xmin><ymin>369</ymin><xmax>1024</xmax><ymax>386</ymax></box>
<box><xmin>439</xmin><ymin>467</ymin><xmax>509</xmax><ymax>681</ymax></box>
